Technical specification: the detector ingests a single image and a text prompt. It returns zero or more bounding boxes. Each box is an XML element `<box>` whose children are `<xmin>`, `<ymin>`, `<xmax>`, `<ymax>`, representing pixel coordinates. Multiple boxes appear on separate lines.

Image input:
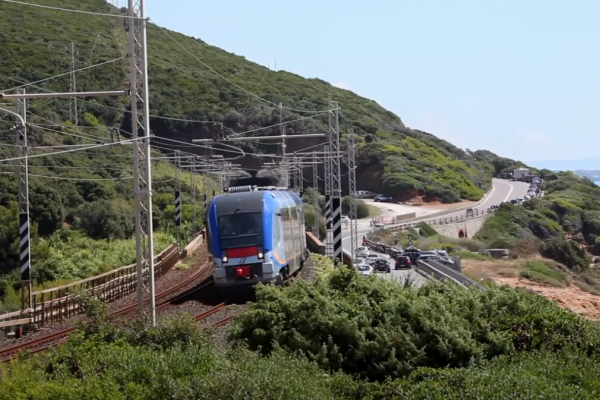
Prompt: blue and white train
<box><xmin>206</xmin><ymin>185</ymin><xmax>309</xmax><ymax>289</ymax></box>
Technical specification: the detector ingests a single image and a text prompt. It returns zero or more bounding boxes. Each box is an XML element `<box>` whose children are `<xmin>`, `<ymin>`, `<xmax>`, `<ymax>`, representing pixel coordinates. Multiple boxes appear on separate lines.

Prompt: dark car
<box><xmin>372</xmin><ymin>259</ymin><xmax>391</xmax><ymax>273</ymax></box>
<box><xmin>374</xmin><ymin>194</ymin><xmax>393</xmax><ymax>202</ymax></box>
<box><xmin>395</xmin><ymin>255</ymin><xmax>412</xmax><ymax>270</ymax></box>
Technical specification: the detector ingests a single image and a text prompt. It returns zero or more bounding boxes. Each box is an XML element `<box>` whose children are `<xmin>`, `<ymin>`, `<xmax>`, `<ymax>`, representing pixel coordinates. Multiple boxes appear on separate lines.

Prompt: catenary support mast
<box><xmin>128</xmin><ymin>0</ymin><xmax>156</xmax><ymax>326</ymax></box>
<box><xmin>329</xmin><ymin>101</ymin><xmax>342</xmax><ymax>264</ymax></box>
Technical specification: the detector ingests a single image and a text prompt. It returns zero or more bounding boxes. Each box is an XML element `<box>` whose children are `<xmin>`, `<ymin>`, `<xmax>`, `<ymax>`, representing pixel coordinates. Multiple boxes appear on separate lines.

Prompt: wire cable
<box><xmin>0</xmin><ymin>137</ymin><xmax>141</xmax><ymax>163</ymax></box>
<box><xmin>227</xmin><ymin>113</ymin><xmax>328</xmax><ymax>138</ymax></box>
<box><xmin>0</xmin><ymin>57</ymin><xmax>125</xmax><ymax>93</ymax></box>
<box><xmin>153</xmin><ymin>24</ymin><xmax>337</xmax><ymax>115</ymax></box>
<box><xmin>1</xmin><ymin>0</ymin><xmax>144</xmax><ymax>19</ymax></box>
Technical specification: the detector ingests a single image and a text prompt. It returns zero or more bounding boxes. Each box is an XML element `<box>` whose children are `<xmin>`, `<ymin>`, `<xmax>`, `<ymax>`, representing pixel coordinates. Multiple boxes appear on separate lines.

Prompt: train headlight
<box><xmin>222</xmin><ymin>256</ymin><xmax>228</xmax><ymax>263</ymax></box>
<box><xmin>258</xmin><ymin>252</ymin><xmax>264</xmax><ymax>259</ymax></box>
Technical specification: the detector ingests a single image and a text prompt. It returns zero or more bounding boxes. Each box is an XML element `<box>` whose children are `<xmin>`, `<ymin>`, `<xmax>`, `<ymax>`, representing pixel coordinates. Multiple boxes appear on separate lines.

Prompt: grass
<box><xmin>520</xmin><ymin>260</ymin><xmax>567</xmax><ymax>287</ymax></box>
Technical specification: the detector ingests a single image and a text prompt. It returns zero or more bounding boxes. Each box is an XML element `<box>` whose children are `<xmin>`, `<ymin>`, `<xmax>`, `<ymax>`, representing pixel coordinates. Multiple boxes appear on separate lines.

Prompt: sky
<box><xmin>139</xmin><ymin>0</ymin><xmax>599</xmax><ymax>168</ymax></box>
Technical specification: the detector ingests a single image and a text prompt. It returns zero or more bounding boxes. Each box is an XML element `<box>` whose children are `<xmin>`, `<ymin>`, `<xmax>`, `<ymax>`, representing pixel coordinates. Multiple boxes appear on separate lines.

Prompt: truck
<box><xmin>513</xmin><ymin>168</ymin><xmax>530</xmax><ymax>181</ymax></box>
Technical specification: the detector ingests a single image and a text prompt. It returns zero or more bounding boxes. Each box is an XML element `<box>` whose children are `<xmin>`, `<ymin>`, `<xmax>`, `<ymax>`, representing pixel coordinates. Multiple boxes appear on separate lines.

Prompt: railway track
<box><xmin>0</xmin><ymin>261</ymin><xmax>214</xmax><ymax>364</ymax></box>
<box><xmin>0</xmin><ymin>255</ymin><xmax>314</xmax><ymax>363</ymax></box>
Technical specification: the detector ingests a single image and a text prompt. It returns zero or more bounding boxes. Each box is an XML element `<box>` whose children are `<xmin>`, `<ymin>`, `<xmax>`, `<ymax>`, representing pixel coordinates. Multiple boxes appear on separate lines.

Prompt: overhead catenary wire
<box><xmin>153</xmin><ymin>24</ymin><xmax>338</xmax><ymax>115</ymax></box>
<box><xmin>0</xmin><ymin>74</ymin><xmax>223</xmax><ymax>125</ymax></box>
<box><xmin>0</xmin><ymin>137</ymin><xmax>143</xmax><ymax>163</ymax></box>
<box><xmin>0</xmin><ymin>57</ymin><xmax>126</xmax><ymax>93</ymax></box>
<box><xmin>0</xmin><ymin>0</ymin><xmax>145</xmax><ymax>19</ymax></box>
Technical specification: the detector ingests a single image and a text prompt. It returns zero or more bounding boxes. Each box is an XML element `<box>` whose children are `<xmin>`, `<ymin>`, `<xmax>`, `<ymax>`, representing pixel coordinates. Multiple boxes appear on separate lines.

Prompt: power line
<box><xmin>153</xmin><ymin>24</ymin><xmax>336</xmax><ymax>115</ymax></box>
<box><xmin>227</xmin><ymin>113</ymin><xmax>328</xmax><ymax>138</ymax></box>
<box><xmin>0</xmin><ymin>74</ymin><xmax>222</xmax><ymax>125</ymax></box>
<box><xmin>1</xmin><ymin>0</ymin><xmax>144</xmax><ymax>19</ymax></box>
<box><xmin>0</xmin><ymin>137</ymin><xmax>142</xmax><ymax>163</ymax></box>
<box><xmin>0</xmin><ymin>57</ymin><xmax>125</xmax><ymax>93</ymax></box>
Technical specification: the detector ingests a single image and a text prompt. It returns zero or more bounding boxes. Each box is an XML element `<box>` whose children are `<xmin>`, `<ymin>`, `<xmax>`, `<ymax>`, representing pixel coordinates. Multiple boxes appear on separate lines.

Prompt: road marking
<box><xmin>492</xmin><ymin>179</ymin><xmax>514</xmax><ymax>202</ymax></box>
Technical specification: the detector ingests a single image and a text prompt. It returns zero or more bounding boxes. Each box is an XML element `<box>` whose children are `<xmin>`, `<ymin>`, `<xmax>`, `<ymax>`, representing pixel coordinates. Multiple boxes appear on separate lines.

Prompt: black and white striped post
<box><xmin>11</xmin><ymin>90</ymin><xmax>32</xmax><ymax>310</ymax></box>
<box><xmin>332</xmin><ymin>197</ymin><xmax>342</xmax><ymax>263</ymax></box>
<box><xmin>174</xmin><ymin>189</ymin><xmax>182</xmax><ymax>252</ymax></box>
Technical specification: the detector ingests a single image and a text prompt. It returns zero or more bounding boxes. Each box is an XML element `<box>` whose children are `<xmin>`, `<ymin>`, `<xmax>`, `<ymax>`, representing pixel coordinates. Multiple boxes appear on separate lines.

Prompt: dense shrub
<box><xmin>342</xmin><ymin>196</ymin><xmax>370</xmax><ymax>219</ymax></box>
<box><xmin>418</xmin><ymin>222</ymin><xmax>438</xmax><ymax>237</ymax></box>
<box><xmin>231</xmin><ymin>267</ymin><xmax>600</xmax><ymax>381</ymax></box>
<box><xmin>541</xmin><ymin>238</ymin><xmax>592</xmax><ymax>272</ymax></box>
<box><xmin>4</xmin><ymin>313</ymin><xmax>600</xmax><ymax>399</ymax></box>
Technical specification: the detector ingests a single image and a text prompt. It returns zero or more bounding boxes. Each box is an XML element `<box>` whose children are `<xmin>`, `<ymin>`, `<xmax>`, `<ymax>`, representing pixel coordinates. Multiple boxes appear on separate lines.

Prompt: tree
<box><xmin>76</xmin><ymin>199</ymin><xmax>134</xmax><ymax>240</ymax></box>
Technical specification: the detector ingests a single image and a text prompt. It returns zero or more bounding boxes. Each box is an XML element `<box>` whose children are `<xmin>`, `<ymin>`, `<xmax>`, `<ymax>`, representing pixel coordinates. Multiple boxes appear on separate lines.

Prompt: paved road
<box><xmin>341</xmin><ymin>179</ymin><xmax>529</xmax><ymax>286</ymax></box>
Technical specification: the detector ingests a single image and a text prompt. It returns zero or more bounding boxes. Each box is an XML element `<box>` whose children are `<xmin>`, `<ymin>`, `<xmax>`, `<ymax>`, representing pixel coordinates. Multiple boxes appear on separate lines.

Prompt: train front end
<box><xmin>207</xmin><ymin>189</ymin><xmax>279</xmax><ymax>288</ymax></box>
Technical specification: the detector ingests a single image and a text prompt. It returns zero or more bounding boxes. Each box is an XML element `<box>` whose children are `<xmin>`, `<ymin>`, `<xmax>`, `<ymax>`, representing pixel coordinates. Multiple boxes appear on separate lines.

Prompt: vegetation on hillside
<box><xmin>470</xmin><ymin>149</ymin><xmax>537</xmax><ymax>176</ymax></box>
<box><xmin>475</xmin><ymin>171</ymin><xmax>600</xmax><ymax>263</ymax></box>
<box><xmin>1</xmin><ymin>0</ymin><xmax>528</xmax><ymax>207</ymax></box>
<box><xmin>232</xmin><ymin>266</ymin><xmax>600</xmax><ymax>381</ymax></box>
<box><xmin>4</xmin><ymin>268</ymin><xmax>600</xmax><ymax>398</ymax></box>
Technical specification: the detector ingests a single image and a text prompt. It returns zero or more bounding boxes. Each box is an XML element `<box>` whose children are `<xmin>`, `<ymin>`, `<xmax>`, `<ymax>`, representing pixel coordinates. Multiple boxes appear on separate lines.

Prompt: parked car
<box><xmin>365</xmin><ymin>253</ymin><xmax>381</xmax><ymax>264</ymax></box>
<box><xmin>433</xmin><ymin>250</ymin><xmax>450</xmax><ymax>260</ymax></box>
<box><xmin>355</xmin><ymin>246</ymin><xmax>369</xmax><ymax>258</ymax></box>
<box><xmin>357</xmin><ymin>264</ymin><xmax>373</xmax><ymax>276</ymax></box>
<box><xmin>466</xmin><ymin>208</ymin><xmax>474</xmax><ymax>216</ymax></box>
<box><xmin>372</xmin><ymin>259</ymin><xmax>391</xmax><ymax>273</ymax></box>
<box><xmin>395</xmin><ymin>255</ymin><xmax>412</xmax><ymax>270</ymax></box>
<box><xmin>356</xmin><ymin>190</ymin><xmax>376</xmax><ymax>199</ymax></box>
<box><xmin>341</xmin><ymin>215</ymin><xmax>351</xmax><ymax>225</ymax></box>
<box><xmin>374</xmin><ymin>194</ymin><xmax>393</xmax><ymax>202</ymax></box>
<box><xmin>353</xmin><ymin>258</ymin><xmax>368</xmax><ymax>268</ymax></box>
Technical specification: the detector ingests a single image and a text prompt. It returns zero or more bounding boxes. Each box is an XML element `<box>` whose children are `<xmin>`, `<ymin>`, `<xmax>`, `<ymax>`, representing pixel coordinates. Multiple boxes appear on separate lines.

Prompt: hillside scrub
<box><xmin>0</xmin><ymin>0</ymin><xmax>530</xmax><ymax>207</ymax></box>
<box><xmin>1</xmin><ymin>314</ymin><xmax>599</xmax><ymax>399</ymax></box>
<box><xmin>231</xmin><ymin>266</ymin><xmax>600</xmax><ymax>381</ymax></box>
<box><xmin>476</xmin><ymin>172</ymin><xmax>600</xmax><ymax>268</ymax></box>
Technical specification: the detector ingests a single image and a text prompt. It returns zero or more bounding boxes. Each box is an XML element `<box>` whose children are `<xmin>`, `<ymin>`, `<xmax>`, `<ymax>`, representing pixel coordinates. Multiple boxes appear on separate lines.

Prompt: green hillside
<box><xmin>0</xmin><ymin>0</ymin><xmax>527</xmax><ymax>309</ymax></box>
<box><xmin>0</xmin><ymin>0</ymin><xmax>507</xmax><ymax>201</ymax></box>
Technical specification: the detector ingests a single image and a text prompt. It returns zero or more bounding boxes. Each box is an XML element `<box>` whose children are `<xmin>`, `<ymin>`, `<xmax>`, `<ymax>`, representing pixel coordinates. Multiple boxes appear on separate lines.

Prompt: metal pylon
<box><xmin>16</xmin><ymin>89</ymin><xmax>31</xmax><ymax>311</ymax></box>
<box><xmin>347</xmin><ymin>132</ymin><xmax>358</xmax><ymax>258</ymax></box>
<box><xmin>329</xmin><ymin>101</ymin><xmax>342</xmax><ymax>263</ymax></box>
<box><xmin>323</xmin><ymin>144</ymin><xmax>333</xmax><ymax>257</ymax></box>
<box><xmin>128</xmin><ymin>0</ymin><xmax>156</xmax><ymax>326</ymax></box>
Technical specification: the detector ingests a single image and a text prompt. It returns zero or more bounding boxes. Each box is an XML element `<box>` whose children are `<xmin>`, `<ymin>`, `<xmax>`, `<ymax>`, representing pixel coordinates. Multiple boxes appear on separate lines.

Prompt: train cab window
<box><xmin>218</xmin><ymin>212</ymin><xmax>262</xmax><ymax>238</ymax></box>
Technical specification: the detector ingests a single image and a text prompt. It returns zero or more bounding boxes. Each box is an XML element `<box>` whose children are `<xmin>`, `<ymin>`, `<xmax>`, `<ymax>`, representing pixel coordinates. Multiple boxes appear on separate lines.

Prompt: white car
<box><xmin>353</xmin><ymin>258</ymin><xmax>367</xmax><ymax>267</ymax></box>
<box><xmin>355</xmin><ymin>246</ymin><xmax>369</xmax><ymax>258</ymax></box>
<box><xmin>341</xmin><ymin>216</ymin><xmax>351</xmax><ymax>225</ymax></box>
<box><xmin>357</xmin><ymin>264</ymin><xmax>373</xmax><ymax>276</ymax></box>
<box><xmin>365</xmin><ymin>253</ymin><xmax>380</xmax><ymax>264</ymax></box>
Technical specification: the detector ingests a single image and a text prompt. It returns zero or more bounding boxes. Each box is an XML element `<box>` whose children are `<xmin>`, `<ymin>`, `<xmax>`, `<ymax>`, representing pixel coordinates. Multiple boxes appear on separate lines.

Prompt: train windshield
<box><xmin>218</xmin><ymin>212</ymin><xmax>262</xmax><ymax>248</ymax></box>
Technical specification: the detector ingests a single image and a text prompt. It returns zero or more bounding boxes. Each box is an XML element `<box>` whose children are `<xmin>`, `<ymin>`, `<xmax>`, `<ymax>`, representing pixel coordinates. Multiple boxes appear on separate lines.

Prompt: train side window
<box><xmin>273</xmin><ymin>214</ymin><xmax>281</xmax><ymax>242</ymax></box>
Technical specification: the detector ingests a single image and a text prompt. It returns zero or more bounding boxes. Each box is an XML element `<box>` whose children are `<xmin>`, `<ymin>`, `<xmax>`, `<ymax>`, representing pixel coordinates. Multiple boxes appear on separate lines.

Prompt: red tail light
<box><xmin>235</xmin><ymin>266</ymin><xmax>251</xmax><ymax>278</ymax></box>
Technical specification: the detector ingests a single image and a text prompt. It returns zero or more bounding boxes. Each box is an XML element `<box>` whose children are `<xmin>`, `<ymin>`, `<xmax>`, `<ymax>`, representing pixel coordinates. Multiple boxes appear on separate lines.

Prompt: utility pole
<box><xmin>174</xmin><ymin>150</ymin><xmax>182</xmax><ymax>253</ymax></box>
<box><xmin>279</xmin><ymin>103</ymin><xmax>288</xmax><ymax>187</ymax></box>
<box><xmin>69</xmin><ymin>42</ymin><xmax>78</xmax><ymax>126</ymax></box>
<box><xmin>347</xmin><ymin>132</ymin><xmax>358</xmax><ymax>258</ymax></box>
<box><xmin>16</xmin><ymin>89</ymin><xmax>31</xmax><ymax>311</ymax></box>
<box><xmin>329</xmin><ymin>101</ymin><xmax>342</xmax><ymax>264</ymax></box>
<box><xmin>296</xmin><ymin>157</ymin><xmax>303</xmax><ymax>192</ymax></box>
<box><xmin>324</xmin><ymin>144</ymin><xmax>332</xmax><ymax>257</ymax></box>
<box><xmin>128</xmin><ymin>0</ymin><xmax>156</xmax><ymax>326</ymax></box>
<box><xmin>312</xmin><ymin>152</ymin><xmax>320</xmax><ymax>234</ymax></box>
<box><xmin>190</xmin><ymin>156</ymin><xmax>197</xmax><ymax>238</ymax></box>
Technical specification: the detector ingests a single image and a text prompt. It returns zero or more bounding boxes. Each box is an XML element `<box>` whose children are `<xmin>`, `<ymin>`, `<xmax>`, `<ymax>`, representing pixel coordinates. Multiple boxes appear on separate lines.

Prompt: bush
<box><xmin>342</xmin><ymin>196</ymin><xmax>369</xmax><ymax>219</ymax></box>
<box><xmin>520</xmin><ymin>261</ymin><xmax>567</xmax><ymax>287</ymax></box>
<box><xmin>231</xmin><ymin>268</ymin><xmax>600</xmax><ymax>381</ymax></box>
<box><xmin>418</xmin><ymin>222</ymin><xmax>438</xmax><ymax>237</ymax></box>
<box><xmin>541</xmin><ymin>238</ymin><xmax>592</xmax><ymax>272</ymax></box>
<box><xmin>76</xmin><ymin>198</ymin><xmax>134</xmax><ymax>240</ymax></box>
